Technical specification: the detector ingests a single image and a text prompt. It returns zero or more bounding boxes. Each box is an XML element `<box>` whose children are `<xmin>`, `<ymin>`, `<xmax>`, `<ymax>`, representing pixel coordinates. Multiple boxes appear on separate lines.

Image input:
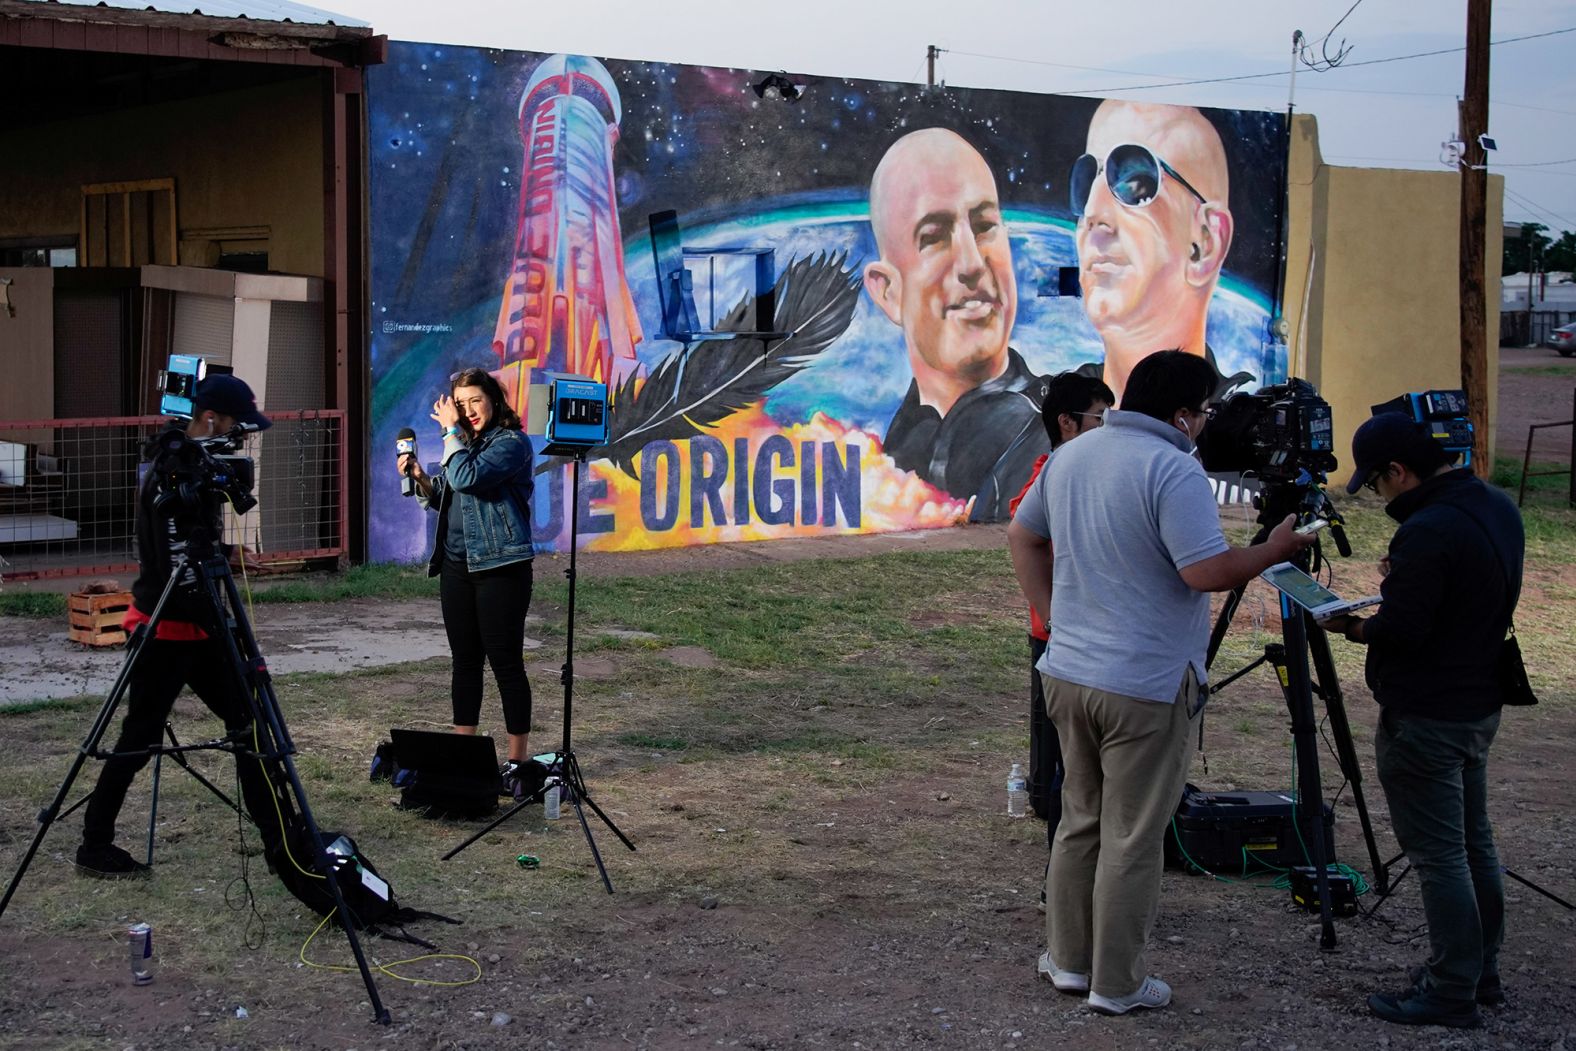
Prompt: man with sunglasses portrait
<box><xmin>864</xmin><ymin>127</ymin><xmax>1051</xmax><ymax>521</ymax></box>
<box><xmin>1070</xmin><ymin>101</ymin><xmax>1252</xmax><ymax>404</ymax></box>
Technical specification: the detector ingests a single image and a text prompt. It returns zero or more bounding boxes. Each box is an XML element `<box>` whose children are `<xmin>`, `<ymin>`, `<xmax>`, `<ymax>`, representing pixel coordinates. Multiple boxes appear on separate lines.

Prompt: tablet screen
<box><xmin>1262</xmin><ymin>563</ymin><xmax>1342</xmax><ymax>611</ymax></box>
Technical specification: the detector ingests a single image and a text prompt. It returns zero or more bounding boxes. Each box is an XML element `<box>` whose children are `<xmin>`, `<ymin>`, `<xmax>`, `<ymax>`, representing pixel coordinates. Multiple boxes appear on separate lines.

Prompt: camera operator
<box><xmin>1321</xmin><ymin>413</ymin><xmax>1524</xmax><ymax>1029</ymax></box>
<box><xmin>77</xmin><ymin>376</ymin><xmax>276</xmax><ymax>879</ymax></box>
<box><xmin>1008</xmin><ymin>350</ymin><xmax>1314</xmax><ymax>1015</ymax></box>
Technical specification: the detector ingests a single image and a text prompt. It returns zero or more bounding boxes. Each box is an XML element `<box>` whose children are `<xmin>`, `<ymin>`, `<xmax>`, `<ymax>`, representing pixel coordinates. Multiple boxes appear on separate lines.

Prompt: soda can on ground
<box><xmin>128</xmin><ymin>922</ymin><xmax>154</xmax><ymax>985</ymax></box>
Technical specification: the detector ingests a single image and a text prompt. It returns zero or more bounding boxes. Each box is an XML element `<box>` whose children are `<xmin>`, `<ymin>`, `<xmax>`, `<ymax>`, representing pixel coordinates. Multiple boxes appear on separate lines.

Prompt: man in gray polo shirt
<box><xmin>1008</xmin><ymin>350</ymin><xmax>1312</xmax><ymax>1015</ymax></box>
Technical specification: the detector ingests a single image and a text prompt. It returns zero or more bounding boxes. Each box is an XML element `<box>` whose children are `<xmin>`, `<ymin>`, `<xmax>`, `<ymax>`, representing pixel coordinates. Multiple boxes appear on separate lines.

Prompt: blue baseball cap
<box><xmin>194</xmin><ymin>374</ymin><xmax>272</xmax><ymax>431</ymax></box>
<box><xmin>1343</xmin><ymin>413</ymin><xmax>1434</xmax><ymax>494</ymax></box>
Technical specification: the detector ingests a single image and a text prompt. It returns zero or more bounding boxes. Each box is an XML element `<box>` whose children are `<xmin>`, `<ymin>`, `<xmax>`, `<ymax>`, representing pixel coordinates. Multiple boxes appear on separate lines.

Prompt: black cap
<box><xmin>194</xmin><ymin>374</ymin><xmax>272</xmax><ymax>431</ymax></box>
<box><xmin>1343</xmin><ymin>413</ymin><xmax>1433</xmax><ymax>494</ymax></box>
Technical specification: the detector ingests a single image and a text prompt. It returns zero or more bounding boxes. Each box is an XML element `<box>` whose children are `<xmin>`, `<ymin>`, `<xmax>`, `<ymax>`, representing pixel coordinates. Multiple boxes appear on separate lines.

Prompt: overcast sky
<box><xmin>321</xmin><ymin>0</ymin><xmax>1576</xmax><ymax>236</ymax></box>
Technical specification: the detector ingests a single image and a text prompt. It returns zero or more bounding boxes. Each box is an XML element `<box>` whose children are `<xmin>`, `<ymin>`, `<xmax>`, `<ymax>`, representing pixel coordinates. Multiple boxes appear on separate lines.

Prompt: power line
<box><xmin>1497</xmin><ymin>157</ymin><xmax>1576</xmax><ymax>168</ymax></box>
<box><xmin>1503</xmin><ymin>186</ymin><xmax>1576</xmax><ymax>231</ymax></box>
<box><xmin>950</xmin><ymin>26</ymin><xmax>1576</xmax><ymax>96</ymax></box>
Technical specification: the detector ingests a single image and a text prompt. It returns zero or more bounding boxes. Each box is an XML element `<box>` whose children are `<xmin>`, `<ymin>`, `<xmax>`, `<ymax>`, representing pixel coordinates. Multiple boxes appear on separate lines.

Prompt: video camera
<box><xmin>1199</xmin><ymin>377</ymin><xmax>1350</xmax><ymax>557</ymax></box>
<box><xmin>1198</xmin><ymin>378</ymin><xmax>1337</xmax><ymax>485</ymax></box>
<box><xmin>1372</xmin><ymin>389</ymin><xmax>1473</xmax><ymax>467</ymax></box>
<box><xmin>150</xmin><ymin>354</ymin><xmax>259</xmax><ymax>515</ymax></box>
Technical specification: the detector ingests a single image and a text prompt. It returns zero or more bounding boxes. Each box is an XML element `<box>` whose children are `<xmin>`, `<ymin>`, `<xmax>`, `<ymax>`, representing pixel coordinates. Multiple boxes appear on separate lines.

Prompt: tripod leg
<box><xmin>0</xmin><ymin>616</ymin><xmax>162</xmax><ymax>921</ymax></box>
<box><xmin>564</xmin><ymin>789</ymin><xmax>614</xmax><ymax>894</ymax></box>
<box><xmin>1306</xmin><ymin>625</ymin><xmax>1389</xmax><ymax>894</ymax></box>
<box><xmin>562</xmin><ymin>754</ymin><xmax>635</xmax><ymax>852</ymax></box>
<box><xmin>1282</xmin><ymin>603</ymin><xmax>1337</xmax><ymax>949</ymax></box>
<box><xmin>441</xmin><ymin>784</ymin><xmax>550</xmax><ymax>862</ymax></box>
<box><xmin>163</xmin><ymin>724</ymin><xmax>241</xmax><ymax>814</ymax></box>
<box><xmin>200</xmin><ymin>557</ymin><xmax>391</xmax><ymax>1025</ymax></box>
<box><xmin>147</xmin><ymin>750</ymin><xmax>162</xmax><ymax>868</ymax></box>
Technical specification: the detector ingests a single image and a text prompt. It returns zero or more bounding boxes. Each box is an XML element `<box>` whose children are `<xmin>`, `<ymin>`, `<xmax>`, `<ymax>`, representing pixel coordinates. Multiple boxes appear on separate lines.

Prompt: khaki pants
<box><xmin>1042</xmin><ymin>671</ymin><xmax>1197</xmax><ymax>997</ymax></box>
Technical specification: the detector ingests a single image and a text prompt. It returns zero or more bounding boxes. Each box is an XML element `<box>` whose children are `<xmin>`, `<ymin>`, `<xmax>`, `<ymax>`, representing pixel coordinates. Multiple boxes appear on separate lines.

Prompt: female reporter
<box><xmin>398</xmin><ymin>367</ymin><xmax>536</xmax><ymax>787</ymax></box>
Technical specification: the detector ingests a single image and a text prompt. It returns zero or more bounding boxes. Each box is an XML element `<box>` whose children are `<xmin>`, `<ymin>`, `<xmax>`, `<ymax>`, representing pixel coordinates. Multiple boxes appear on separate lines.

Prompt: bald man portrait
<box><xmin>864</xmin><ymin>127</ymin><xmax>1050</xmax><ymax>520</ymax></box>
<box><xmin>1072</xmin><ymin>100</ymin><xmax>1252</xmax><ymax>403</ymax></box>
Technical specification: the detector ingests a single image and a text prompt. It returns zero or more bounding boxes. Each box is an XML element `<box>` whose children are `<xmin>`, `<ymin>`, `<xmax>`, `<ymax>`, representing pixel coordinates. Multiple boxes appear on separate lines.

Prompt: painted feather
<box><xmin>601</xmin><ymin>251</ymin><xmax>863</xmax><ymax>478</ymax></box>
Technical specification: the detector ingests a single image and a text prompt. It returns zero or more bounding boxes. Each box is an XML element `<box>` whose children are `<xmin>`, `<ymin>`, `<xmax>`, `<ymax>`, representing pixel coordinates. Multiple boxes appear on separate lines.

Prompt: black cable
<box><xmin>224</xmin><ymin>752</ymin><xmax>267</xmax><ymax>951</ymax></box>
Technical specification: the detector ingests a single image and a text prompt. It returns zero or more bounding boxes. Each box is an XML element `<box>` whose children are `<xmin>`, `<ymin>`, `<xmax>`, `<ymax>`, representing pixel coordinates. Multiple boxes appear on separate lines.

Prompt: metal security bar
<box><xmin>0</xmin><ymin>410</ymin><xmax>346</xmax><ymax>582</ymax></box>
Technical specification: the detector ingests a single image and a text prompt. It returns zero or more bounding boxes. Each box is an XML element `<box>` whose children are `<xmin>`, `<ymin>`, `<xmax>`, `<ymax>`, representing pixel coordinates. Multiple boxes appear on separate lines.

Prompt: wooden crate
<box><xmin>68</xmin><ymin>590</ymin><xmax>132</xmax><ymax>647</ymax></box>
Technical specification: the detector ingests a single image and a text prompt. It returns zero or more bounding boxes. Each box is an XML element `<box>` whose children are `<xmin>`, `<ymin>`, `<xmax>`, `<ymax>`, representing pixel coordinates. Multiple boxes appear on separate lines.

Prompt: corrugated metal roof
<box><xmin>35</xmin><ymin>0</ymin><xmax>367</xmax><ymax>27</ymax></box>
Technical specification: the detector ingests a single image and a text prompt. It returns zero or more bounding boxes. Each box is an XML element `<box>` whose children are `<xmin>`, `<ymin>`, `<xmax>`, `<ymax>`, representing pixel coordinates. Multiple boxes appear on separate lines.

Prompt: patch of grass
<box><xmin>618</xmin><ymin>732</ymin><xmax>690</xmax><ymax>751</ymax></box>
<box><xmin>1491</xmin><ymin>455</ymin><xmax>1572</xmax><ymax>496</ymax></box>
<box><xmin>242</xmin><ymin>562</ymin><xmax>437</xmax><ymax>604</ymax></box>
<box><xmin>0</xmin><ymin>591</ymin><xmax>68</xmax><ymax>619</ymax></box>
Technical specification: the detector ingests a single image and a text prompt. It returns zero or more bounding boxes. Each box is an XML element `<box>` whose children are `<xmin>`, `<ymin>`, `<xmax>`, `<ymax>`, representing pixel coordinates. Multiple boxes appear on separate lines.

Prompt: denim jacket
<box><xmin>419</xmin><ymin>425</ymin><xmax>535</xmax><ymax>575</ymax></box>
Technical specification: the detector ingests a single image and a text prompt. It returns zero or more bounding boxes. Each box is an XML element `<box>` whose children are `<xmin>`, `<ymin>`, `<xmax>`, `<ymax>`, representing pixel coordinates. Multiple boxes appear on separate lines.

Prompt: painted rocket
<box><xmin>493</xmin><ymin>53</ymin><xmax>642</xmax><ymax>412</ymax></box>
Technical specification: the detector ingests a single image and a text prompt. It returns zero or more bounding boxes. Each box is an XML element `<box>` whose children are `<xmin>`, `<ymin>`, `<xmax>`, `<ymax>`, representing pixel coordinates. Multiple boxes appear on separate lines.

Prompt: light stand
<box><xmin>443</xmin><ymin>449</ymin><xmax>635</xmax><ymax>891</ymax></box>
<box><xmin>0</xmin><ymin>529</ymin><xmax>392</xmax><ymax>1025</ymax></box>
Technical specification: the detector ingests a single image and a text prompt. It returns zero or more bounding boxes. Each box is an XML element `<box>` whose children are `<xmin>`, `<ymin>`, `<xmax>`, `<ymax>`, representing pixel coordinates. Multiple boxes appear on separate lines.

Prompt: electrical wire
<box><xmin>951</xmin><ymin>26</ymin><xmax>1576</xmax><ymax>96</ymax></box>
<box><xmin>230</xmin><ymin>511</ymin><xmax>485</xmax><ymax>988</ymax></box>
<box><xmin>1504</xmin><ymin>186</ymin><xmax>1576</xmax><ymax>231</ymax></box>
<box><xmin>300</xmin><ymin>908</ymin><xmax>482</xmax><ymax>987</ymax></box>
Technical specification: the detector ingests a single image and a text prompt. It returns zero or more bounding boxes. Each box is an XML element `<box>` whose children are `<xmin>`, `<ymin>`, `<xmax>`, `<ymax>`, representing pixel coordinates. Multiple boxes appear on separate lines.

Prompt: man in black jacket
<box><xmin>1322</xmin><ymin>412</ymin><xmax>1524</xmax><ymax>1029</ymax></box>
<box><xmin>76</xmin><ymin>375</ymin><xmax>275</xmax><ymax>879</ymax></box>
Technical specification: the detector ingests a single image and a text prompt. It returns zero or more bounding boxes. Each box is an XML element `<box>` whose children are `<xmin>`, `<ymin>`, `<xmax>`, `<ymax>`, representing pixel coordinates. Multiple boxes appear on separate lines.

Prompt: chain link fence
<box><xmin>0</xmin><ymin>410</ymin><xmax>345</xmax><ymax>582</ymax></box>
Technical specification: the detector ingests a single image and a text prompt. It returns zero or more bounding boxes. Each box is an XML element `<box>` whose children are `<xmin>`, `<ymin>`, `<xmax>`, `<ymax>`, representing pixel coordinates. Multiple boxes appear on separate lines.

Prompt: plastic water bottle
<box><xmin>544</xmin><ymin>782</ymin><xmax>562</xmax><ymax>820</ymax></box>
<box><xmin>1007</xmin><ymin>763</ymin><xmax>1028</xmax><ymax>819</ymax></box>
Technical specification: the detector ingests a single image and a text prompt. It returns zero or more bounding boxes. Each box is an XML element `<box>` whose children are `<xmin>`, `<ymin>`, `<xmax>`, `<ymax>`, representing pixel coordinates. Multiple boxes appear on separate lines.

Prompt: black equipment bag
<box><xmin>250</xmin><ymin>745</ymin><xmax>458</xmax><ymax>945</ymax></box>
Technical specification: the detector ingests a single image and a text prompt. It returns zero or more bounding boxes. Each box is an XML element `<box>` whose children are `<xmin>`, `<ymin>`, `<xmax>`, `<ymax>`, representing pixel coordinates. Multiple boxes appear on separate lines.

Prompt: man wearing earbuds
<box><xmin>1009</xmin><ymin>351</ymin><xmax>1313</xmax><ymax>1015</ymax></box>
<box><xmin>1071</xmin><ymin>100</ymin><xmax>1248</xmax><ymax>404</ymax></box>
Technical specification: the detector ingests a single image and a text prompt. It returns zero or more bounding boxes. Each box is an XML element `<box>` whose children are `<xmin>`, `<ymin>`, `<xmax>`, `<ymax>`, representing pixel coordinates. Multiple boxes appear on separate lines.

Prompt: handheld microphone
<box><xmin>396</xmin><ymin>428</ymin><xmax>418</xmax><ymax>497</ymax></box>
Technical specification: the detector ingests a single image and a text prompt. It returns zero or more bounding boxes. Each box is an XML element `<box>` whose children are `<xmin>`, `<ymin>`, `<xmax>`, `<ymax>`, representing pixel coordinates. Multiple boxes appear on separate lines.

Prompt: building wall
<box><xmin>1284</xmin><ymin>113</ymin><xmax>1504</xmax><ymax>465</ymax></box>
<box><xmin>0</xmin><ymin>76</ymin><xmax>325</xmax><ymax>277</ymax></box>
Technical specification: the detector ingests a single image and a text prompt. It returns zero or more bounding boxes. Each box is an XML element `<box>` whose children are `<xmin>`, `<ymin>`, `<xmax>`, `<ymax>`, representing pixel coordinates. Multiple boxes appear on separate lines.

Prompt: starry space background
<box><xmin>364</xmin><ymin>41</ymin><xmax>1288</xmax><ymax>560</ymax></box>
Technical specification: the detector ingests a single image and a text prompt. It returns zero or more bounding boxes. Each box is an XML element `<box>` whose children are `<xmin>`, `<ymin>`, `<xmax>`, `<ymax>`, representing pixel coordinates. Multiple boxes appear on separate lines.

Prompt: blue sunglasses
<box><xmin>1071</xmin><ymin>143</ymin><xmax>1207</xmax><ymax>218</ymax></box>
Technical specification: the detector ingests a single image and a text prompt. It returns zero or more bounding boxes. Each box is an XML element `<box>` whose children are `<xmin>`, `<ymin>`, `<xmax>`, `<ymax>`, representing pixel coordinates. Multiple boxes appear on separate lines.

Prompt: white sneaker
<box><xmin>1036</xmin><ymin>951</ymin><xmax>1091</xmax><ymax>994</ymax></box>
<box><xmin>1088</xmin><ymin>976</ymin><xmax>1171</xmax><ymax>1015</ymax></box>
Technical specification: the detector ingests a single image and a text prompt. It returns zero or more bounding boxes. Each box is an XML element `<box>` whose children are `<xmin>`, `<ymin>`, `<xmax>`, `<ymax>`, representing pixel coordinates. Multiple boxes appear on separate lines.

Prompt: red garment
<box><xmin>1009</xmin><ymin>453</ymin><xmax>1051</xmax><ymax>641</ymax></box>
<box><xmin>122</xmin><ymin>603</ymin><xmax>209</xmax><ymax>641</ymax></box>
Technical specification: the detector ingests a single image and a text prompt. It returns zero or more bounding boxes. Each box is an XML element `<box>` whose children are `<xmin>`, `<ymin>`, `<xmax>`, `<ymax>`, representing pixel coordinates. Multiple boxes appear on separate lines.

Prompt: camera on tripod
<box><xmin>1198</xmin><ymin>378</ymin><xmax>1336</xmax><ymax>484</ymax></box>
<box><xmin>150</xmin><ymin>354</ymin><xmax>259</xmax><ymax>515</ymax></box>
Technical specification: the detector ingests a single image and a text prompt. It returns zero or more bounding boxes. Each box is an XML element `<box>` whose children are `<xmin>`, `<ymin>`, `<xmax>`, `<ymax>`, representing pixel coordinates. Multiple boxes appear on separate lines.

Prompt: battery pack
<box><xmin>1165</xmin><ymin>784</ymin><xmax>1335</xmax><ymax>873</ymax></box>
<box><xmin>1289</xmin><ymin>866</ymin><xmax>1359</xmax><ymax>916</ymax></box>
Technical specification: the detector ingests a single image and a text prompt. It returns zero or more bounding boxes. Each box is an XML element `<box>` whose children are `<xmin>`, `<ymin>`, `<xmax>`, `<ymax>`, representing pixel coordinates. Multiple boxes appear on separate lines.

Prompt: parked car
<box><xmin>1547</xmin><ymin>322</ymin><xmax>1576</xmax><ymax>356</ymax></box>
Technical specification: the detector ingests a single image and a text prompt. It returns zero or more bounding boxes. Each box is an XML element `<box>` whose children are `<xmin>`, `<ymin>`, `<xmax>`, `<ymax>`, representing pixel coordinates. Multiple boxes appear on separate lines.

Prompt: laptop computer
<box><xmin>1260</xmin><ymin>562</ymin><xmax>1382</xmax><ymax>619</ymax></box>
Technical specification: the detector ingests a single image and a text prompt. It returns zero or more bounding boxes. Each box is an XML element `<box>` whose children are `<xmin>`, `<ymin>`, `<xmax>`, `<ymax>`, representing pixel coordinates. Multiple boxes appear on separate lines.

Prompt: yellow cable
<box><xmin>234</xmin><ymin>495</ymin><xmax>473</xmax><ymax>983</ymax></box>
<box><xmin>300</xmin><ymin>909</ymin><xmax>482</xmax><ymax>987</ymax></box>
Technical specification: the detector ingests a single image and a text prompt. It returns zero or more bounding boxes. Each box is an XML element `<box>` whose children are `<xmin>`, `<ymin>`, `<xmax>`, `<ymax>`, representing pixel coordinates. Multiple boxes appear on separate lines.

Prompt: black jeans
<box><xmin>439</xmin><ymin>557</ymin><xmax>533</xmax><ymax>735</ymax></box>
<box><xmin>1376</xmin><ymin>707</ymin><xmax>1504</xmax><ymax>1005</ymax></box>
<box><xmin>1030</xmin><ymin>635</ymin><xmax>1065</xmax><ymax>846</ymax></box>
<box><xmin>83</xmin><ymin>636</ymin><xmax>275</xmax><ymax>849</ymax></box>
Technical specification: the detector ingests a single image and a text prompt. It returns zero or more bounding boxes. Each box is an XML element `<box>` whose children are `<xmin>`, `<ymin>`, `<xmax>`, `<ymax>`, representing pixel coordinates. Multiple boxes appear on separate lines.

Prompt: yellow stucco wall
<box><xmin>0</xmin><ymin>76</ymin><xmax>325</xmax><ymax>278</ymax></box>
<box><xmin>1283</xmin><ymin>113</ymin><xmax>1504</xmax><ymax>467</ymax></box>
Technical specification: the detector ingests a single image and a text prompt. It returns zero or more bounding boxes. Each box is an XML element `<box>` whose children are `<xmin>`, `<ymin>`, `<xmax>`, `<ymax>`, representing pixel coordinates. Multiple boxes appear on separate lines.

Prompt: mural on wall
<box><xmin>367</xmin><ymin>44</ymin><xmax>1288</xmax><ymax>561</ymax></box>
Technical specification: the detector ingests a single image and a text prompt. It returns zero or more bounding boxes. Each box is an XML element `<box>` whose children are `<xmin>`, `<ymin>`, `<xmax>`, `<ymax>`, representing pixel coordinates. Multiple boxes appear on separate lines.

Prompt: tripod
<box><xmin>1204</xmin><ymin>481</ymin><xmax>1387</xmax><ymax>949</ymax></box>
<box><xmin>444</xmin><ymin>449</ymin><xmax>636</xmax><ymax>891</ymax></box>
<box><xmin>0</xmin><ymin>526</ymin><xmax>391</xmax><ymax>1024</ymax></box>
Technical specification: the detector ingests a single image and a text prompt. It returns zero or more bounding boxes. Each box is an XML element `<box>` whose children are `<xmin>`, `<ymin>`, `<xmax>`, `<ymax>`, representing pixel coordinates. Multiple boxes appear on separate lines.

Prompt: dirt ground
<box><xmin>1498</xmin><ymin>345</ymin><xmax>1575</xmax><ymax>466</ymax></box>
<box><xmin>1</xmin><ymin>358</ymin><xmax>1573</xmax><ymax>1050</ymax></box>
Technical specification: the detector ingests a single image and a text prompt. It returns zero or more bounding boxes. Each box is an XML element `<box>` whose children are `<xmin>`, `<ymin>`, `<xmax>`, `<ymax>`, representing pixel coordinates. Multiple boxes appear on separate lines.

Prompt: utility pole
<box><xmin>927</xmin><ymin>45</ymin><xmax>939</xmax><ymax>89</ymax></box>
<box><xmin>1459</xmin><ymin>0</ymin><xmax>1491</xmax><ymax>476</ymax></box>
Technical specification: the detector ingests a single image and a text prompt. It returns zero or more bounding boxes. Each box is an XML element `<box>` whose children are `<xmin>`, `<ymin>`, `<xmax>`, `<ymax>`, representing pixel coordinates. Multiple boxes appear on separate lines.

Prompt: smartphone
<box><xmin>1295</xmin><ymin>518</ymin><xmax>1329</xmax><ymax>536</ymax></box>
